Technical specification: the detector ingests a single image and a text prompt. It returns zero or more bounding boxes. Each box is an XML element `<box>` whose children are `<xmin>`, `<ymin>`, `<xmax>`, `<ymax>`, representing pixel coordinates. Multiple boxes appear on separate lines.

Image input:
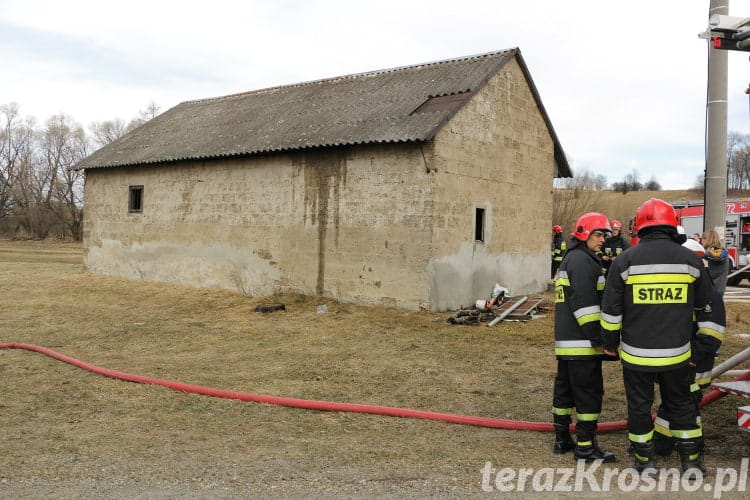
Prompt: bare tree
<box><xmin>644</xmin><ymin>177</ymin><xmax>662</xmax><ymax>191</ymax></box>
<box><xmin>0</xmin><ymin>103</ymin><xmax>35</xmax><ymax>223</ymax></box>
<box><xmin>1</xmin><ymin>101</ymin><xmax>161</xmax><ymax>239</ymax></box>
<box><xmin>89</xmin><ymin>118</ymin><xmax>128</xmax><ymax>147</ymax></box>
<box><xmin>12</xmin><ymin>114</ymin><xmax>87</xmax><ymax>239</ymax></box>
<box><xmin>727</xmin><ymin>132</ymin><xmax>750</xmax><ymax>192</ymax></box>
<box><xmin>125</xmin><ymin>101</ymin><xmax>162</xmax><ymax>131</ymax></box>
<box><xmin>553</xmin><ymin>168</ymin><xmax>603</xmax><ymax>231</ymax></box>
<box><xmin>42</xmin><ymin>114</ymin><xmax>87</xmax><ymax>239</ymax></box>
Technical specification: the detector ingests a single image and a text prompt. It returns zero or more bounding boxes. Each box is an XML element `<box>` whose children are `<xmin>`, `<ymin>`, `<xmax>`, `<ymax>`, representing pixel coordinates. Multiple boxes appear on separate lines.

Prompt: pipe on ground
<box><xmin>711</xmin><ymin>346</ymin><xmax>750</xmax><ymax>379</ymax></box>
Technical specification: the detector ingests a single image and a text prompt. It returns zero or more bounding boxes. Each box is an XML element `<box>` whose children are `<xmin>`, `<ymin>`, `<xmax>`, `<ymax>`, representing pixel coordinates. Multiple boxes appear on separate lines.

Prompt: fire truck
<box><xmin>671</xmin><ymin>199</ymin><xmax>750</xmax><ymax>285</ymax></box>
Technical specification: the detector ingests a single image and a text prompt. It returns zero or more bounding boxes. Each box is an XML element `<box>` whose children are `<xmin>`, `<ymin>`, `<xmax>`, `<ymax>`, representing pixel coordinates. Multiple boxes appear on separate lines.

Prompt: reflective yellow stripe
<box><xmin>697</xmin><ymin>323</ymin><xmax>724</xmax><ymax>342</ymax></box>
<box><xmin>555</xmin><ymin>347</ymin><xmax>600</xmax><ymax>356</ymax></box>
<box><xmin>556</xmin><ymin>277</ymin><xmax>570</xmax><ymax>287</ymax></box>
<box><xmin>620</xmin><ymin>349</ymin><xmax>692</xmax><ymax>367</ymax></box>
<box><xmin>697</xmin><ymin>329</ymin><xmax>724</xmax><ymax>342</ymax></box>
<box><xmin>577</xmin><ymin>440</ymin><xmax>592</xmax><ymax>447</ymax></box>
<box><xmin>625</xmin><ymin>273</ymin><xmax>697</xmax><ymax>284</ymax></box>
<box><xmin>577</xmin><ymin>312</ymin><xmax>601</xmax><ymax>326</ymax></box>
<box><xmin>654</xmin><ymin>417</ymin><xmax>670</xmax><ymax>435</ymax></box>
<box><xmin>629</xmin><ymin>430</ymin><xmax>654</xmax><ymax>443</ymax></box>
<box><xmin>577</xmin><ymin>413</ymin><xmax>599</xmax><ymax>422</ymax></box>
<box><xmin>670</xmin><ymin>427</ymin><xmax>703</xmax><ymax>439</ymax></box>
<box><xmin>600</xmin><ymin>319</ymin><xmax>621</xmax><ymax>331</ymax></box>
<box><xmin>695</xmin><ymin>371</ymin><xmax>712</xmax><ymax>386</ymax></box>
<box><xmin>552</xmin><ymin>407</ymin><xmax>573</xmax><ymax>416</ymax></box>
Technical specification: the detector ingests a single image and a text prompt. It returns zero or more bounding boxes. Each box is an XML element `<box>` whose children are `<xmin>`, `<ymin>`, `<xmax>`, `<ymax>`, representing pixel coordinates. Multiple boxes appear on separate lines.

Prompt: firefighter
<box><xmin>552</xmin><ymin>212</ymin><xmax>616</xmax><ymax>463</ymax></box>
<box><xmin>551</xmin><ymin>225</ymin><xmax>566</xmax><ymax>279</ymax></box>
<box><xmin>654</xmin><ymin>238</ymin><xmax>725</xmax><ymax>459</ymax></box>
<box><xmin>601</xmin><ymin>219</ymin><xmax>630</xmax><ymax>273</ymax></box>
<box><xmin>601</xmin><ymin>198</ymin><xmax>712</xmax><ymax>476</ymax></box>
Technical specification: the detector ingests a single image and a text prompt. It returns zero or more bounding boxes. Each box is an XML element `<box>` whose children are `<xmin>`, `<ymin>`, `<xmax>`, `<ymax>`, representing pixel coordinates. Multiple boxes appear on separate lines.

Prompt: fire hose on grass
<box><xmin>1</xmin><ymin>342</ymin><xmax>748</xmax><ymax>433</ymax></box>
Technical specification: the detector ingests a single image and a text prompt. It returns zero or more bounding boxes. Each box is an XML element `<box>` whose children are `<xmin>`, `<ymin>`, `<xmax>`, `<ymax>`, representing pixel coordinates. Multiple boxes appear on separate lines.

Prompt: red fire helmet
<box><xmin>572</xmin><ymin>212</ymin><xmax>612</xmax><ymax>241</ymax></box>
<box><xmin>552</xmin><ymin>225</ymin><xmax>563</xmax><ymax>234</ymax></box>
<box><xmin>635</xmin><ymin>198</ymin><xmax>678</xmax><ymax>235</ymax></box>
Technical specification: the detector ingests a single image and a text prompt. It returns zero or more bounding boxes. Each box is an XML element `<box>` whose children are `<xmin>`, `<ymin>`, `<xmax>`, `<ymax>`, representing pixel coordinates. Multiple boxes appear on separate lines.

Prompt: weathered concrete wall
<box><xmin>82</xmin><ymin>144</ymin><xmax>436</xmax><ymax>310</ymax></box>
<box><xmin>426</xmin><ymin>58</ymin><xmax>555</xmax><ymax>309</ymax></box>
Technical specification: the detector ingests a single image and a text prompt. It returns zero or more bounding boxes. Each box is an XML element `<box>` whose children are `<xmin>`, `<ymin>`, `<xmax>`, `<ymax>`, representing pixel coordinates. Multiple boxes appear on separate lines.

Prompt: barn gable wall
<box><xmin>426</xmin><ymin>58</ymin><xmax>554</xmax><ymax>309</ymax></box>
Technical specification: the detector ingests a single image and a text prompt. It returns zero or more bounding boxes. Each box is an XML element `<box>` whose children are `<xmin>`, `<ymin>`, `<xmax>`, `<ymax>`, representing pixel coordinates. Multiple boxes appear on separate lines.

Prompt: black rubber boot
<box><xmin>631</xmin><ymin>441</ymin><xmax>657</xmax><ymax>477</ymax></box>
<box><xmin>553</xmin><ymin>423</ymin><xmax>575</xmax><ymax>454</ymax></box>
<box><xmin>676</xmin><ymin>439</ymin><xmax>707</xmax><ymax>476</ymax></box>
<box><xmin>654</xmin><ymin>431</ymin><xmax>675</xmax><ymax>457</ymax></box>
<box><xmin>573</xmin><ymin>437</ymin><xmax>616</xmax><ymax>463</ymax></box>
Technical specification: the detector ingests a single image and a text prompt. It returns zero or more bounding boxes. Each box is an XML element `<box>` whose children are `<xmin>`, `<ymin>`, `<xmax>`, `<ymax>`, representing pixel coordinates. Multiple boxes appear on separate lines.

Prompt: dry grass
<box><xmin>1</xmin><ymin>239</ymin><xmax>750</xmax><ymax>496</ymax></box>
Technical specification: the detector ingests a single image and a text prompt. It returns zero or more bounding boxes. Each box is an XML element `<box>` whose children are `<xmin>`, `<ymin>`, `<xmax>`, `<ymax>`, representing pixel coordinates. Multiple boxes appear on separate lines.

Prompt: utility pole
<box><xmin>705</xmin><ymin>0</ymin><xmax>729</xmax><ymax>235</ymax></box>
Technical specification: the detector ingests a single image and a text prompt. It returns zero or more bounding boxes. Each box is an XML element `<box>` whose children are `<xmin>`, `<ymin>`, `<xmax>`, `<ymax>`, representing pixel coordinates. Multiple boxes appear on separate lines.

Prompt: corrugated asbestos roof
<box><xmin>75</xmin><ymin>48</ymin><xmax>571</xmax><ymax>177</ymax></box>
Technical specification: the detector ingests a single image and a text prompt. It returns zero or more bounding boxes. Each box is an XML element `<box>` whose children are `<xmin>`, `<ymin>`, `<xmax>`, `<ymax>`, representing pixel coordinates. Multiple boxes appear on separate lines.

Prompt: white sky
<box><xmin>1</xmin><ymin>0</ymin><xmax>749</xmax><ymax>189</ymax></box>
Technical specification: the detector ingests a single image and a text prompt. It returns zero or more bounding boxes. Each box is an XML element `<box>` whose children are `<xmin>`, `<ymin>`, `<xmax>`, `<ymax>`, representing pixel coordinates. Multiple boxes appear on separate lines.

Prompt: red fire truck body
<box><xmin>672</xmin><ymin>200</ymin><xmax>748</xmax><ymax>285</ymax></box>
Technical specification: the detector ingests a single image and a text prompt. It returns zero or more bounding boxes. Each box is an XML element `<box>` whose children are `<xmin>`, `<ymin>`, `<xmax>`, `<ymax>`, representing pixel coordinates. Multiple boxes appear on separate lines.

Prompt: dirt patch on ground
<box><xmin>1</xmin><ymin>239</ymin><xmax>750</xmax><ymax>498</ymax></box>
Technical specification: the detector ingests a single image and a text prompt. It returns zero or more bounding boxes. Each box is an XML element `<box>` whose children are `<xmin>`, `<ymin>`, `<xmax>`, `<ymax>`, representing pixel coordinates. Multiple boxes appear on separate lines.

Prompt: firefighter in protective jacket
<box><xmin>653</xmin><ymin>238</ymin><xmax>725</xmax><ymax>458</ymax></box>
<box><xmin>552</xmin><ymin>212</ymin><xmax>616</xmax><ymax>463</ymax></box>
<box><xmin>552</xmin><ymin>225</ymin><xmax>566</xmax><ymax>278</ymax></box>
<box><xmin>601</xmin><ymin>198</ymin><xmax>712</xmax><ymax>476</ymax></box>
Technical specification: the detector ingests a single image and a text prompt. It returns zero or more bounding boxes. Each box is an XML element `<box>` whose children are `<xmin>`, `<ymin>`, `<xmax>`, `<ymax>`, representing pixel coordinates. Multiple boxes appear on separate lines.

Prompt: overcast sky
<box><xmin>2</xmin><ymin>0</ymin><xmax>749</xmax><ymax>189</ymax></box>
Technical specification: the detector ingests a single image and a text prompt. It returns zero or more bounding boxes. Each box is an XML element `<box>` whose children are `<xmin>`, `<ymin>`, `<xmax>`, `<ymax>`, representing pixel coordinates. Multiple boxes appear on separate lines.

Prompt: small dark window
<box><xmin>475</xmin><ymin>208</ymin><xmax>485</xmax><ymax>242</ymax></box>
<box><xmin>129</xmin><ymin>185</ymin><xmax>143</xmax><ymax>213</ymax></box>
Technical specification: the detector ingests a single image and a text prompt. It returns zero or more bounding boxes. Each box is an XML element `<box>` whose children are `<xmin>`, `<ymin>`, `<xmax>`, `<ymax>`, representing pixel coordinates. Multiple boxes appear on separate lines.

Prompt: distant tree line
<box><xmin>554</xmin><ymin>167</ymin><xmax>662</xmax><ymax>194</ymax></box>
<box><xmin>725</xmin><ymin>132</ymin><xmax>750</xmax><ymax>192</ymax></box>
<box><xmin>0</xmin><ymin>102</ymin><xmax>159</xmax><ymax>240</ymax></box>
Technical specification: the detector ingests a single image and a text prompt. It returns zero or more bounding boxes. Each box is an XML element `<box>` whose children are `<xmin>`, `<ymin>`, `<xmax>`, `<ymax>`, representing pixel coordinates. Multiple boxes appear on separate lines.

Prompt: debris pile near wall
<box><xmin>447</xmin><ymin>296</ymin><xmax>547</xmax><ymax>325</ymax></box>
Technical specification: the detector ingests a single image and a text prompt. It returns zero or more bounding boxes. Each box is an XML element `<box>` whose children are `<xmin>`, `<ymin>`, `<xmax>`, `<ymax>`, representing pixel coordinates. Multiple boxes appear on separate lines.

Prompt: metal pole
<box><xmin>711</xmin><ymin>346</ymin><xmax>750</xmax><ymax>378</ymax></box>
<box><xmin>705</xmin><ymin>0</ymin><xmax>729</xmax><ymax>235</ymax></box>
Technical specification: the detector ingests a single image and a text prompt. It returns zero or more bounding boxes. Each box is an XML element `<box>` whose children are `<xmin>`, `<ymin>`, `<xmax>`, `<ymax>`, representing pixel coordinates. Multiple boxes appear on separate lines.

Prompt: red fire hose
<box><xmin>0</xmin><ymin>342</ymin><xmax>744</xmax><ymax>433</ymax></box>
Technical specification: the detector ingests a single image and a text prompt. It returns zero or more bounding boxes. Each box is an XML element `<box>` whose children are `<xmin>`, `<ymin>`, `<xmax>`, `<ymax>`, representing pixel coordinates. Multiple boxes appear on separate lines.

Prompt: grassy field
<box><xmin>1</xmin><ymin>239</ymin><xmax>750</xmax><ymax>497</ymax></box>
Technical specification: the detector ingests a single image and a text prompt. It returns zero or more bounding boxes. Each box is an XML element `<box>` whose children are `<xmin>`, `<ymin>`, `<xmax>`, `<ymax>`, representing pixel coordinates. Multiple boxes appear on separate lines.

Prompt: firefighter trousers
<box><xmin>623</xmin><ymin>365</ymin><xmax>700</xmax><ymax>444</ymax></box>
<box><xmin>552</xmin><ymin>358</ymin><xmax>603</xmax><ymax>441</ymax></box>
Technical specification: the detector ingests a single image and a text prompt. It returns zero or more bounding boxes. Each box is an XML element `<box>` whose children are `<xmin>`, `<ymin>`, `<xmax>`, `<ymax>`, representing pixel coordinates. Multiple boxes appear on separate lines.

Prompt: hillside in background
<box><xmin>594</xmin><ymin>189</ymin><xmax>701</xmax><ymax>230</ymax></box>
<box><xmin>554</xmin><ymin>188</ymin><xmax>750</xmax><ymax>236</ymax></box>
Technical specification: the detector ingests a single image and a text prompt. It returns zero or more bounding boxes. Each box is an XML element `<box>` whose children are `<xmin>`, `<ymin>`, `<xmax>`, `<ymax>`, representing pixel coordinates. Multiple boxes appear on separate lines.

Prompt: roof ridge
<box><xmin>183</xmin><ymin>48</ymin><xmax>518</xmax><ymax>106</ymax></box>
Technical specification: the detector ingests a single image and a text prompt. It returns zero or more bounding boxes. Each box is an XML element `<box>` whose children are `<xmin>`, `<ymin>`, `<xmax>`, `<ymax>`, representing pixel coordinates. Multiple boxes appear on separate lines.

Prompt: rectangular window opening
<box><xmin>129</xmin><ymin>185</ymin><xmax>143</xmax><ymax>213</ymax></box>
<box><xmin>475</xmin><ymin>207</ymin><xmax>485</xmax><ymax>242</ymax></box>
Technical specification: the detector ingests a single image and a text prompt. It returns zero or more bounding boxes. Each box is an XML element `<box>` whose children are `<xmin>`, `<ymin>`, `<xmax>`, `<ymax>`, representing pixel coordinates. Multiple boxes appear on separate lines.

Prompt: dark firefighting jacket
<box><xmin>601</xmin><ymin>234</ymin><xmax>630</xmax><ymax>271</ymax></box>
<box><xmin>552</xmin><ymin>233</ymin><xmax>567</xmax><ymax>265</ymax></box>
<box><xmin>693</xmin><ymin>288</ymin><xmax>725</xmax><ymax>387</ymax></box>
<box><xmin>554</xmin><ymin>239</ymin><xmax>606</xmax><ymax>360</ymax></box>
<box><xmin>600</xmin><ymin>231</ymin><xmax>712</xmax><ymax>372</ymax></box>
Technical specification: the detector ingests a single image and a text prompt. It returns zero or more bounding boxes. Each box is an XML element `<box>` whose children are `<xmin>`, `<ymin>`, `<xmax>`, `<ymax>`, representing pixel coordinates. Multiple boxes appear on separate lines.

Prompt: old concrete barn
<box><xmin>75</xmin><ymin>48</ymin><xmax>571</xmax><ymax>311</ymax></box>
